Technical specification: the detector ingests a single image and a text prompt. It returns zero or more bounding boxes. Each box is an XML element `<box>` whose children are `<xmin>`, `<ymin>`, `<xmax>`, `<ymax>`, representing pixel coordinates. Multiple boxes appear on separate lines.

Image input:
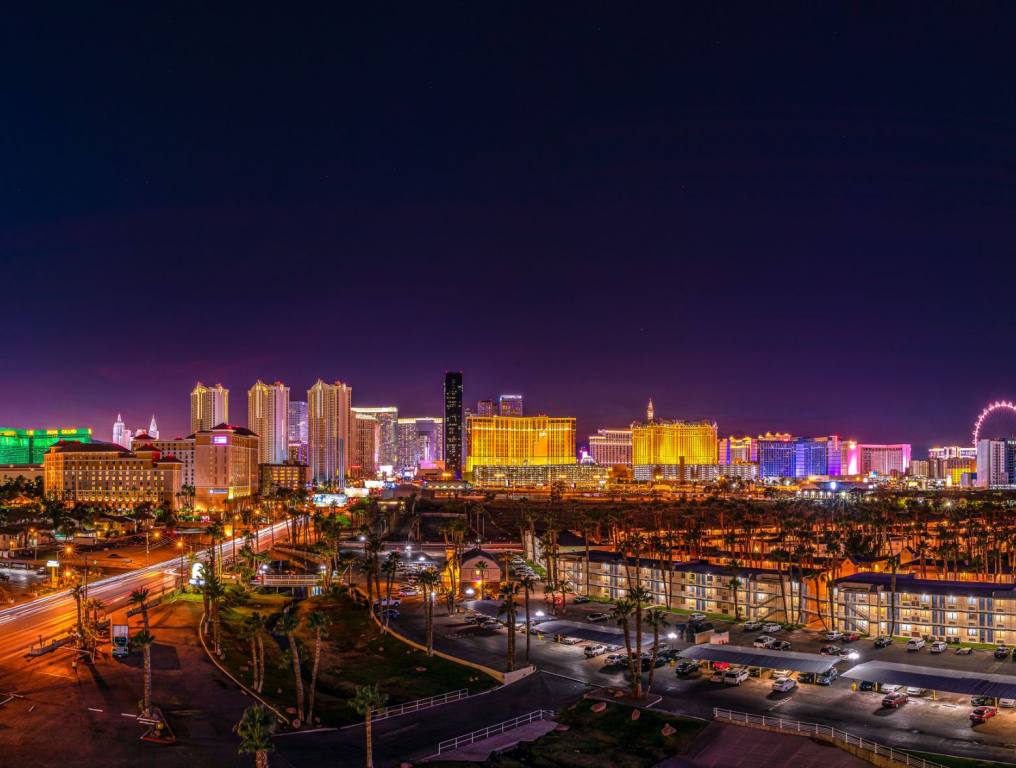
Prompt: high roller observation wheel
<box><xmin>972</xmin><ymin>400</ymin><xmax>1016</xmax><ymax>446</ymax></box>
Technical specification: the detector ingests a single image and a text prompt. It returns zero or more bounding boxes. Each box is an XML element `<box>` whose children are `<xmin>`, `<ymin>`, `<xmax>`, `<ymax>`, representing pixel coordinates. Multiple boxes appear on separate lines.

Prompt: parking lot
<box><xmin>387</xmin><ymin>589</ymin><xmax>1016</xmax><ymax>764</ymax></box>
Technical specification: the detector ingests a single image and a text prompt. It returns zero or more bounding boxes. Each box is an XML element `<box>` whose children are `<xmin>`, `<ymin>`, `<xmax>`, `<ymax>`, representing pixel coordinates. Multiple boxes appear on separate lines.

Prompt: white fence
<box><xmin>713</xmin><ymin>708</ymin><xmax>948</xmax><ymax>768</ymax></box>
<box><xmin>433</xmin><ymin>709</ymin><xmax>556</xmax><ymax>756</ymax></box>
<box><xmin>372</xmin><ymin>688</ymin><xmax>468</xmax><ymax>722</ymax></box>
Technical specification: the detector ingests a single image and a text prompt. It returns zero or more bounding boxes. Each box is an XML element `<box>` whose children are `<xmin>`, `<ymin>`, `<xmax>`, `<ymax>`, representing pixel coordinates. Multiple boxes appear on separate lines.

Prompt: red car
<box><xmin>882</xmin><ymin>692</ymin><xmax>908</xmax><ymax>709</ymax></box>
<box><xmin>971</xmin><ymin>706</ymin><xmax>998</xmax><ymax>724</ymax></box>
<box><xmin>841</xmin><ymin>632</ymin><xmax>860</xmax><ymax>642</ymax></box>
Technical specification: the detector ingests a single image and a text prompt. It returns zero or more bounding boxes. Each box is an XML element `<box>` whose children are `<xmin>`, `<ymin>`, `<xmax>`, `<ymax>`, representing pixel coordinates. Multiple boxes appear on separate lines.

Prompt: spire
<box><xmin>149</xmin><ymin>414</ymin><xmax>159</xmax><ymax>440</ymax></box>
<box><xmin>647</xmin><ymin>398</ymin><xmax>654</xmax><ymax>422</ymax></box>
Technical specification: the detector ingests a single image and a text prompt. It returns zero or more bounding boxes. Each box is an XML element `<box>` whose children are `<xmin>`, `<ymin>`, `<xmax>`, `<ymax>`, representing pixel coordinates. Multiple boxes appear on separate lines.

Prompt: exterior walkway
<box><xmin>427</xmin><ymin>719</ymin><xmax>558</xmax><ymax>762</ymax></box>
<box><xmin>683</xmin><ymin>722</ymin><xmax>871</xmax><ymax>768</ymax></box>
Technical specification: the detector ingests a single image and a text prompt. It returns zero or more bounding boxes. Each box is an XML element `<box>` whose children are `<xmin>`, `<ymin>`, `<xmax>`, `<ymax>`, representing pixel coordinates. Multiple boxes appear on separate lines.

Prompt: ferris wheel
<box><xmin>972</xmin><ymin>400</ymin><xmax>1016</xmax><ymax>446</ymax></box>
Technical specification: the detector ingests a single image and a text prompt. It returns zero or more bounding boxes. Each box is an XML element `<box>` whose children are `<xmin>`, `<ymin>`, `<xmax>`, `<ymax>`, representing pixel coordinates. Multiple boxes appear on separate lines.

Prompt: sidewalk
<box><xmin>425</xmin><ymin>719</ymin><xmax>558</xmax><ymax>762</ymax></box>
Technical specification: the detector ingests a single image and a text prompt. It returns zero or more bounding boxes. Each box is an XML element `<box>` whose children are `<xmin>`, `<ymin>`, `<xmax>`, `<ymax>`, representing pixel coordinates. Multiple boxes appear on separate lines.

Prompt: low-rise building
<box><xmin>259</xmin><ymin>462</ymin><xmax>310</xmax><ymax>494</ymax></box>
<box><xmin>471</xmin><ymin>463</ymin><xmax>609</xmax><ymax>489</ymax></box>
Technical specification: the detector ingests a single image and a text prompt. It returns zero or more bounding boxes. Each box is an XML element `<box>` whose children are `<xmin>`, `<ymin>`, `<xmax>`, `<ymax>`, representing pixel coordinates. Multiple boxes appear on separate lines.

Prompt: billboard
<box><xmin>312</xmin><ymin>493</ymin><xmax>347</xmax><ymax>508</ymax></box>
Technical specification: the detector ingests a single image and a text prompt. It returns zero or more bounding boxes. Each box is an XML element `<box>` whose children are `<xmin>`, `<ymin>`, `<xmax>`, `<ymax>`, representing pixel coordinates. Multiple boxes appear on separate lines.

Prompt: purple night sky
<box><xmin>4</xmin><ymin>6</ymin><xmax>1016</xmax><ymax>451</ymax></box>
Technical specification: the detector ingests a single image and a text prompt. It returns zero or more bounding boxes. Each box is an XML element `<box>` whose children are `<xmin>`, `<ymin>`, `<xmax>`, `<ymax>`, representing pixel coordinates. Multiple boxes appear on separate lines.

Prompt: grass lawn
<box><xmin>906</xmin><ymin>753</ymin><xmax>1016</xmax><ymax>768</ymax></box>
<box><xmin>217</xmin><ymin>589</ymin><xmax>498</xmax><ymax>726</ymax></box>
<box><xmin>428</xmin><ymin>698</ymin><xmax>706</xmax><ymax>768</ymax></box>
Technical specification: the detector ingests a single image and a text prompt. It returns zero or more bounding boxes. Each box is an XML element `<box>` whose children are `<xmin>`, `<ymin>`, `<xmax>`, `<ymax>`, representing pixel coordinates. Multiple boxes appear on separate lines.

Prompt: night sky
<box><xmin>4</xmin><ymin>5</ymin><xmax>1016</xmax><ymax>451</ymax></box>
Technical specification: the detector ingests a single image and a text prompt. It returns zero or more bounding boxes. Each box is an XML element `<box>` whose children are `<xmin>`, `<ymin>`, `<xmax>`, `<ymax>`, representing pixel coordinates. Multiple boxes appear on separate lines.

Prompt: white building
<box><xmin>248</xmin><ymin>380</ymin><xmax>290</xmax><ymax>465</ymax></box>
<box><xmin>190</xmin><ymin>382</ymin><xmax>229</xmax><ymax>434</ymax></box>
<box><xmin>307</xmin><ymin>379</ymin><xmax>352</xmax><ymax>486</ymax></box>
<box><xmin>588</xmin><ymin>428</ymin><xmax>632</xmax><ymax>466</ymax></box>
<box><xmin>976</xmin><ymin>438</ymin><xmax>1011</xmax><ymax>488</ymax></box>
<box><xmin>112</xmin><ymin>414</ymin><xmax>129</xmax><ymax>448</ymax></box>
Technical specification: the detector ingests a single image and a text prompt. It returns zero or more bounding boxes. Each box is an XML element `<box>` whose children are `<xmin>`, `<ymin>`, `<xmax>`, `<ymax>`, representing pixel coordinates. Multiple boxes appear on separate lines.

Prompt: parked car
<box><xmin>824</xmin><ymin>631</ymin><xmax>844</xmax><ymax>642</ymax></box>
<box><xmin>584</xmin><ymin>644</ymin><xmax>607</xmax><ymax>657</ymax></box>
<box><xmin>798</xmin><ymin>672</ymin><xmax>816</xmax><ymax>684</ymax></box>
<box><xmin>971</xmin><ymin>706</ymin><xmax>998</xmax><ymax>724</ymax></box>
<box><xmin>873</xmin><ymin>636</ymin><xmax>893</xmax><ymax>648</ymax></box>
<box><xmin>816</xmin><ymin>668</ymin><xmax>839</xmax><ymax>685</ymax></box>
<box><xmin>906</xmin><ymin>638</ymin><xmax>925</xmax><ymax>651</ymax></box>
<box><xmin>587</xmin><ymin>612</ymin><xmax>610</xmax><ymax>622</ymax></box>
<box><xmin>995</xmin><ymin>645</ymin><xmax>1011</xmax><ymax>659</ymax></box>
<box><xmin>572</xmin><ymin>596</ymin><xmax>590</xmax><ymax>604</ymax></box>
<box><xmin>881</xmin><ymin>684</ymin><xmax>902</xmax><ymax>693</ymax></box>
<box><xmin>859</xmin><ymin>680</ymin><xmax>877</xmax><ymax>692</ymax></box>
<box><xmin>971</xmin><ymin>695</ymin><xmax>994</xmax><ymax>707</ymax></box>
<box><xmin>772</xmin><ymin>677</ymin><xmax>797</xmax><ymax>692</ymax></box>
<box><xmin>905</xmin><ymin>687</ymin><xmax>925</xmax><ymax>696</ymax></box>
<box><xmin>676</xmin><ymin>660</ymin><xmax>700</xmax><ymax>676</ymax></box>
<box><xmin>724</xmin><ymin>668</ymin><xmax>750</xmax><ymax>685</ymax></box>
<box><xmin>604</xmin><ymin>653</ymin><xmax>626</xmax><ymax>666</ymax></box>
<box><xmin>1001</xmin><ymin>698</ymin><xmax>1016</xmax><ymax>708</ymax></box>
<box><xmin>689</xmin><ymin>613</ymin><xmax>707</xmax><ymax>622</ymax></box>
<box><xmin>841</xmin><ymin>632</ymin><xmax>860</xmax><ymax>642</ymax></box>
<box><xmin>658</xmin><ymin>649</ymin><xmax>681</xmax><ymax>662</ymax></box>
<box><xmin>820</xmin><ymin>644</ymin><xmax>842</xmax><ymax>655</ymax></box>
<box><xmin>955</xmin><ymin>646</ymin><xmax>973</xmax><ymax>655</ymax></box>
<box><xmin>930</xmin><ymin>641</ymin><xmax>948</xmax><ymax>653</ymax></box>
<box><xmin>768</xmin><ymin>640</ymin><xmax>792</xmax><ymax>651</ymax></box>
<box><xmin>553</xmin><ymin>634</ymin><xmax>580</xmax><ymax>645</ymax></box>
<box><xmin>754</xmin><ymin>636</ymin><xmax>775</xmax><ymax>648</ymax></box>
<box><xmin>481</xmin><ymin>619</ymin><xmax>501</xmax><ymax>630</ymax></box>
<box><xmin>381</xmin><ymin>608</ymin><xmax>400</xmax><ymax>618</ymax></box>
<box><xmin>882</xmin><ymin>691</ymin><xmax>909</xmax><ymax>709</ymax></box>
<box><xmin>762</xmin><ymin>623</ymin><xmax>782</xmax><ymax>633</ymax></box>
<box><xmin>742</xmin><ymin>620</ymin><xmax>763</xmax><ymax>631</ymax></box>
<box><xmin>709</xmin><ymin>669</ymin><xmax>726</xmax><ymax>683</ymax></box>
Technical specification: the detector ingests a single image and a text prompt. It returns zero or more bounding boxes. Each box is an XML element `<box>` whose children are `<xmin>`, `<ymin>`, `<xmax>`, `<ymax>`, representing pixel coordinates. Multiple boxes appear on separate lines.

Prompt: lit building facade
<box><xmin>190</xmin><ymin>382</ymin><xmax>229</xmax><ymax>434</ymax></box>
<box><xmin>633</xmin><ymin>463</ymin><xmax>758</xmax><ymax>483</ymax></box>
<box><xmin>248</xmin><ymin>380</ymin><xmax>290</xmax><ymax>465</ymax></box>
<box><xmin>259</xmin><ymin>462</ymin><xmax>310</xmax><ymax>494</ymax></box>
<box><xmin>465</xmin><ymin>415</ymin><xmax>576</xmax><ymax>472</ymax></box>
<box><xmin>132</xmin><ymin>437</ymin><xmax>195</xmax><ymax>488</ymax></box>
<box><xmin>930</xmin><ymin>445</ymin><xmax>977</xmax><ymax>460</ymax></box>
<box><xmin>755</xmin><ymin>433</ymin><xmax>795</xmax><ymax>479</ymax></box>
<box><xmin>588</xmin><ymin>428</ymin><xmax>632</xmax><ymax>466</ymax></box>
<box><xmin>43</xmin><ymin>441</ymin><xmax>183</xmax><ymax>511</ymax></box>
<box><xmin>288</xmin><ymin>400</ymin><xmax>308</xmax><ymax>464</ymax></box>
<box><xmin>444</xmin><ymin>372</ymin><xmax>463</xmax><ymax>478</ymax></box>
<box><xmin>498</xmin><ymin>394</ymin><xmax>523</xmax><ymax>417</ymax></box>
<box><xmin>976</xmin><ymin>438</ymin><xmax>1015</xmax><ymax>488</ymax></box>
<box><xmin>396</xmin><ymin>417</ymin><xmax>444</xmax><ymax>471</ymax></box>
<box><xmin>793</xmin><ymin>435</ymin><xmax>842</xmax><ymax>477</ymax></box>
<box><xmin>194</xmin><ymin>424</ymin><xmax>260</xmax><ymax>510</ymax></box>
<box><xmin>631</xmin><ymin>420</ymin><xmax>717</xmax><ymax>467</ymax></box>
<box><xmin>0</xmin><ymin>427</ymin><xmax>93</xmax><ymax>465</ymax></box>
<box><xmin>476</xmin><ymin>399</ymin><xmax>495</xmax><ymax>417</ymax></box>
<box><xmin>718</xmin><ymin>436</ymin><xmax>755</xmax><ymax>464</ymax></box>
<box><xmin>113</xmin><ymin>414</ymin><xmax>129</xmax><ymax>448</ymax></box>
<box><xmin>350</xmin><ymin>411</ymin><xmax>379</xmax><ymax>479</ymax></box>
<box><xmin>858</xmin><ymin>443</ymin><xmax>911</xmax><ymax>476</ymax></box>
<box><xmin>351</xmin><ymin>407</ymin><xmax>398</xmax><ymax>469</ymax></box>
<box><xmin>307</xmin><ymin>379</ymin><xmax>352</xmax><ymax>486</ymax></box>
<box><xmin>841</xmin><ymin>440</ymin><xmax>860</xmax><ymax>475</ymax></box>
<box><xmin>471</xmin><ymin>462</ymin><xmax>607</xmax><ymax>489</ymax></box>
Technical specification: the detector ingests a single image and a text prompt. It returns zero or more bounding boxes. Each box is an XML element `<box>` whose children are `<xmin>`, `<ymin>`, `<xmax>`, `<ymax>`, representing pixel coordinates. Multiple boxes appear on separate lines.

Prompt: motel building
<box><xmin>833</xmin><ymin>572</ymin><xmax>1016</xmax><ymax>644</ymax></box>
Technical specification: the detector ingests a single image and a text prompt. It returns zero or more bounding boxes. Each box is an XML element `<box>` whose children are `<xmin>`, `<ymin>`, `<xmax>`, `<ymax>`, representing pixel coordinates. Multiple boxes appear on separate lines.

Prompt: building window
<box><xmin>947</xmin><ymin>612</ymin><xmax>957</xmax><ymax>621</ymax></box>
<box><xmin>946</xmin><ymin>627</ymin><xmax>958</xmax><ymax>636</ymax></box>
<box><xmin>968</xmin><ymin>628</ymin><xmax>978</xmax><ymax>637</ymax></box>
<box><xmin>901</xmin><ymin>623</ymin><xmax>911</xmax><ymax>632</ymax></box>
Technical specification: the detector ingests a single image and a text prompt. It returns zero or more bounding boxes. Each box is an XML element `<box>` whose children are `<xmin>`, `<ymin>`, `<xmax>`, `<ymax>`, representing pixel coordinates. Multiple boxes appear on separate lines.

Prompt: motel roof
<box><xmin>834</xmin><ymin>572</ymin><xmax>1016</xmax><ymax>598</ymax></box>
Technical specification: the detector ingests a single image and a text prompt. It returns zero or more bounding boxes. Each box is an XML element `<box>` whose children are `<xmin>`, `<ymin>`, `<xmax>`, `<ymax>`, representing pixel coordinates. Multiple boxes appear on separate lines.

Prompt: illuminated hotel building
<box><xmin>841</xmin><ymin>440</ymin><xmax>860</xmax><ymax>475</ymax></box>
<box><xmin>248</xmin><ymin>380</ymin><xmax>290</xmax><ymax>465</ymax></box>
<box><xmin>396</xmin><ymin>417</ymin><xmax>444</xmax><ymax>472</ymax></box>
<box><xmin>498</xmin><ymin>394</ymin><xmax>524</xmax><ymax>417</ymax></box>
<box><xmin>718</xmin><ymin>436</ymin><xmax>755</xmax><ymax>464</ymax></box>
<box><xmin>465</xmin><ymin>415</ymin><xmax>576</xmax><ymax>472</ymax></box>
<box><xmin>194</xmin><ymin>424</ymin><xmax>260</xmax><ymax>510</ymax></box>
<box><xmin>113</xmin><ymin>414</ymin><xmax>129</xmax><ymax>448</ymax></box>
<box><xmin>476</xmin><ymin>400</ymin><xmax>495</xmax><ymax>417</ymax></box>
<box><xmin>190</xmin><ymin>382</ymin><xmax>229</xmax><ymax>434</ymax></box>
<box><xmin>351</xmin><ymin>407</ymin><xmax>398</xmax><ymax>468</ymax></box>
<box><xmin>589</xmin><ymin>428</ymin><xmax>632</xmax><ymax>466</ymax></box>
<box><xmin>858</xmin><ymin>443</ymin><xmax>911</xmax><ymax>476</ymax></box>
<box><xmin>260</xmin><ymin>462</ymin><xmax>311</xmax><ymax>494</ymax></box>
<box><xmin>793</xmin><ymin>435</ymin><xmax>842</xmax><ymax>477</ymax></box>
<box><xmin>929</xmin><ymin>445</ymin><xmax>977</xmax><ymax>460</ymax></box>
<box><xmin>472</xmin><ymin>462</ymin><xmax>607</xmax><ymax>489</ymax></box>
<box><xmin>43</xmin><ymin>441</ymin><xmax>183</xmax><ymax>511</ymax></box>
<box><xmin>444</xmin><ymin>372</ymin><xmax>463</xmax><ymax>478</ymax></box>
<box><xmin>350</xmin><ymin>411</ymin><xmax>379</xmax><ymax>479</ymax></box>
<box><xmin>0</xmin><ymin>427</ymin><xmax>93</xmax><ymax>465</ymax></box>
<box><xmin>976</xmin><ymin>439</ymin><xmax>1016</xmax><ymax>489</ymax></box>
<box><xmin>755</xmin><ymin>433</ymin><xmax>795</xmax><ymax>479</ymax></box>
<box><xmin>631</xmin><ymin>420</ymin><xmax>717</xmax><ymax>467</ymax></box>
<box><xmin>133</xmin><ymin>437</ymin><xmax>195</xmax><ymax>487</ymax></box>
<box><xmin>307</xmin><ymin>379</ymin><xmax>352</xmax><ymax>486</ymax></box>
<box><xmin>288</xmin><ymin>400</ymin><xmax>308</xmax><ymax>464</ymax></box>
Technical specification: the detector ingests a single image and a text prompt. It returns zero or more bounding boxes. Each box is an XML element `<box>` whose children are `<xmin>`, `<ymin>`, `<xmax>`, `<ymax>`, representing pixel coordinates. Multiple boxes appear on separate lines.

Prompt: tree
<box><xmin>277</xmin><ymin>609</ymin><xmax>305</xmax><ymax>725</ymax></box>
<box><xmin>306</xmin><ymin>610</ymin><xmax>331</xmax><ymax>725</ymax></box>
<box><xmin>417</xmin><ymin>568</ymin><xmax>441</xmax><ymax>656</ymax></box>
<box><xmin>381</xmin><ymin>552</ymin><xmax>402</xmax><ymax>630</ymax></box>
<box><xmin>609</xmin><ymin>598</ymin><xmax>636</xmax><ymax>695</ymax></box>
<box><xmin>202</xmin><ymin>566</ymin><xmax>226</xmax><ymax>656</ymax></box>
<box><xmin>241</xmin><ymin>613</ymin><xmax>266</xmax><ymax>693</ymax></box>
<box><xmin>234</xmin><ymin>704</ymin><xmax>276</xmax><ymax>768</ymax></box>
<box><xmin>497</xmin><ymin>582</ymin><xmax>519</xmax><ymax>672</ymax></box>
<box><xmin>644</xmin><ymin>607</ymin><xmax>669</xmax><ymax>694</ymax></box>
<box><xmin>129</xmin><ymin>587</ymin><xmax>151</xmax><ymax>633</ymax></box>
<box><xmin>475</xmin><ymin>560</ymin><xmax>488</xmax><ymax>598</ymax></box>
<box><xmin>351</xmin><ymin>684</ymin><xmax>388</xmax><ymax>768</ymax></box>
<box><xmin>135</xmin><ymin>629</ymin><xmax>155</xmax><ymax>716</ymax></box>
<box><xmin>518</xmin><ymin>574</ymin><xmax>537</xmax><ymax>663</ymax></box>
<box><xmin>627</xmin><ymin>585</ymin><xmax>652</xmax><ymax>698</ymax></box>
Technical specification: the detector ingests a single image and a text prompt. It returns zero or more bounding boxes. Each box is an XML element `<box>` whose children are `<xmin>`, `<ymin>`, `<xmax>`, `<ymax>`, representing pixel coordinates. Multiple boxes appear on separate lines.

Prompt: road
<box><xmin>0</xmin><ymin>520</ymin><xmax>291</xmax><ymax>663</ymax></box>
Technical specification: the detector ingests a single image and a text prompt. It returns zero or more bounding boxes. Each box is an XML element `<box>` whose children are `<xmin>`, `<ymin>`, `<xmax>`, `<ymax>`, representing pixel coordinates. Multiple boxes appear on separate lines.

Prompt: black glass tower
<box><xmin>443</xmin><ymin>371</ymin><xmax>463</xmax><ymax>479</ymax></box>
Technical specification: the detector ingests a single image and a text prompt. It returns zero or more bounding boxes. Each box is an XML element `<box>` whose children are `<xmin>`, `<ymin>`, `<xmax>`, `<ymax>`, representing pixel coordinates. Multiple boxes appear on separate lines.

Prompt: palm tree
<box><xmin>276</xmin><ymin>609</ymin><xmax>305</xmax><ymax>724</ymax></box>
<box><xmin>351</xmin><ymin>684</ymin><xmax>388</xmax><ymax>768</ymax></box>
<box><xmin>627</xmin><ymin>585</ymin><xmax>652</xmax><ymax>698</ymax></box>
<box><xmin>558</xmin><ymin>579</ymin><xmax>574</xmax><ymax>613</ymax></box>
<box><xmin>518</xmin><ymin>574</ymin><xmax>537</xmax><ymax>663</ymax></box>
<box><xmin>417</xmin><ymin>568</ymin><xmax>441</xmax><ymax>656</ymax></box>
<box><xmin>497</xmin><ymin>582</ymin><xmax>519</xmax><ymax>672</ymax></box>
<box><xmin>202</xmin><ymin>567</ymin><xmax>226</xmax><ymax>656</ymax></box>
<box><xmin>610</xmin><ymin>598</ymin><xmax>636</xmax><ymax>694</ymax></box>
<box><xmin>306</xmin><ymin>610</ymin><xmax>331</xmax><ymax>725</ymax></box>
<box><xmin>71</xmin><ymin>583</ymin><xmax>85</xmax><ymax>640</ymax></box>
<box><xmin>234</xmin><ymin>704</ymin><xmax>276</xmax><ymax>768</ymax></box>
<box><xmin>129</xmin><ymin>587</ymin><xmax>151</xmax><ymax>632</ymax></box>
<box><xmin>475</xmin><ymin>560</ymin><xmax>489</xmax><ymax>599</ymax></box>
<box><xmin>240</xmin><ymin>613</ymin><xmax>265</xmax><ymax>692</ymax></box>
<box><xmin>381</xmin><ymin>552</ymin><xmax>402</xmax><ymax>630</ymax></box>
<box><xmin>644</xmin><ymin>607</ymin><xmax>669</xmax><ymax>694</ymax></box>
<box><xmin>135</xmin><ymin>629</ymin><xmax>155</xmax><ymax>716</ymax></box>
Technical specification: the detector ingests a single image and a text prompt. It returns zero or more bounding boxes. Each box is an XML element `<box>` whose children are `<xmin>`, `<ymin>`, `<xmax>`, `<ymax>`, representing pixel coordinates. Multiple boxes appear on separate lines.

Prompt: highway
<box><xmin>0</xmin><ymin>519</ymin><xmax>292</xmax><ymax>663</ymax></box>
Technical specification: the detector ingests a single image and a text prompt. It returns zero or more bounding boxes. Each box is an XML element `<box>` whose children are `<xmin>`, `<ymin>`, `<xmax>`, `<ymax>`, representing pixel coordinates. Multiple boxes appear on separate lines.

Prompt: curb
<box><xmin>197</xmin><ymin>610</ymin><xmax>291</xmax><ymax>727</ymax></box>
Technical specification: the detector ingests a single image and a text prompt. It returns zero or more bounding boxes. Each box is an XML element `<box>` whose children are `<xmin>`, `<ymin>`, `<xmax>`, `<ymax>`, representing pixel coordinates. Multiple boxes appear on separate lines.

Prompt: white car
<box><xmin>762</xmin><ymin>623</ymin><xmax>782</xmax><ymax>633</ymax></box>
<box><xmin>584</xmin><ymin>644</ymin><xmax>607</xmax><ymax>657</ymax></box>
<box><xmin>724</xmin><ymin>668</ymin><xmax>750</xmax><ymax>685</ymax></box>
<box><xmin>689</xmin><ymin>613</ymin><xmax>707</xmax><ymax>622</ymax></box>
<box><xmin>824</xmin><ymin>631</ymin><xmax>844</xmax><ymax>642</ymax></box>
<box><xmin>1000</xmin><ymin>698</ymin><xmax>1016</xmax><ymax>708</ymax></box>
<box><xmin>743</xmin><ymin>620</ymin><xmax>763</xmax><ymax>631</ymax></box>
<box><xmin>881</xmin><ymin>684</ymin><xmax>902</xmax><ymax>693</ymax></box>
<box><xmin>906</xmin><ymin>638</ymin><xmax>925</xmax><ymax>651</ymax></box>
<box><xmin>709</xmin><ymin>669</ymin><xmax>726</xmax><ymax>683</ymax></box>
<box><xmin>930</xmin><ymin>641</ymin><xmax>948</xmax><ymax>653</ymax></box>
<box><xmin>905</xmin><ymin>687</ymin><xmax>925</xmax><ymax>696</ymax></box>
<box><xmin>753</xmin><ymin>636</ymin><xmax>775</xmax><ymax>648</ymax></box>
<box><xmin>604</xmin><ymin>653</ymin><xmax>627</xmax><ymax>665</ymax></box>
<box><xmin>772</xmin><ymin>677</ymin><xmax>797</xmax><ymax>692</ymax></box>
<box><xmin>480</xmin><ymin>619</ymin><xmax>501</xmax><ymax>630</ymax></box>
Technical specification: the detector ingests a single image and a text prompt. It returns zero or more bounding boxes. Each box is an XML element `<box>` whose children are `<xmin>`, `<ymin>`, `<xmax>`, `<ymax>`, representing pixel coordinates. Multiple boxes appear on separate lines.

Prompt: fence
<box><xmin>712</xmin><ymin>708</ymin><xmax>948</xmax><ymax>768</ymax></box>
<box><xmin>372</xmin><ymin>688</ymin><xmax>468</xmax><ymax>722</ymax></box>
<box><xmin>433</xmin><ymin>709</ymin><xmax>556</xmax><ymax>757</ymax></box>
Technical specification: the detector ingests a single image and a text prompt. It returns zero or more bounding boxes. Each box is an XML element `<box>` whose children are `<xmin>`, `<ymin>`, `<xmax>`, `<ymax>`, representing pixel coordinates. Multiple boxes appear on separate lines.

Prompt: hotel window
<box><xmin>947</xmin><ymin>612</ymin><xmax>957</xmax><ymax>621</ymax></box>
<box><xmin>901</xmin><ymin>623</ymin><xmax>911</xmax><ymax>632</ymax></box>
<box><xmin>946</xmin><ymin>627</ymin><xmax>958</xmax><ymax>636</ymax></box>
<box><xmin>968</xmin><ymin>597</ymin><xmax>977</xmax><ymax>606</ymax></box>
<box><xmin>968</xmin><ymin>628</ymin><xmax>978</xmax><ymax>637</ymax></box>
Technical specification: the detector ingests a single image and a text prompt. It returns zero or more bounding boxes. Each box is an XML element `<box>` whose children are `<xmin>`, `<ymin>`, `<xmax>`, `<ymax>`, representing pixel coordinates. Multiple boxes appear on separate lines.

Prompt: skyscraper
<box><xmin>307</xmin><ymin>379</ymin><xmax>352</xmax><ymax>486</ymax></box>
<box><xmin>190</xmin><ymin>382</ymin><xmax>229</xmax><ymax>434</ymax></box>
<box><xmin>444</xmin><ymin>371</ymin><xmax>463</xmax><ymax>478</ymax></box>
<box><xmin>858</xmin><ymin>444</ymin><xmax>911</xmax><ymax>476</ymax></box>
<box><xmin>477</xmin><ymin>399</ymin><xmax>495</xmax><ymax>417</ymax></box>
<box><xmin>588</xmin><ymin>428</ymin><xmax>633</xmax><ymax>466</ymax></box>
<box><xmin>755</xmin><ymin>433</ymin><xmax>796</xmax><ymax>479</ymax></box>
<box><xmin>396</xmin><ymin>417</ymin><xmax>444</xmax><ymax>471</ymax></box>
<box><xmin>287</xmin><ymin>400</ymin><xmax>308</xmax><ymax>464</ymax></box>
<box><xmin>350</xmin><ymin>407</ymin><xmax>399</xmax><ymax>468</ymax></box>
<box><xmin>248</xmin><ymin>380</ymin><xmax>290</xmax><ymax>465</ymax></box>
<box><xmin>350</xmin><ymin>412</ymin><xmax>379</xmax><ymax>478</ymax></box>
<box><xmin>498</xmin><ymin>394</ymin><xmax>523</xmax><ymax>417</ymax></box>
<box><xmin>113</xmin><ymin>414</ymin><xmax>129</xmax><ymax>448</ymax></box>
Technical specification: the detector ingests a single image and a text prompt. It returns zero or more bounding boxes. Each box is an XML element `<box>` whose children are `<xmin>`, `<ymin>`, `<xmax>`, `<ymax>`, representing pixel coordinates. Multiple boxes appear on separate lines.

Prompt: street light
<box><xmin>145</xmin><ymin>530</ymin><xmax>161</xmax><ymax>565</ymax></box>
<box><xmin>176</xmin><ymin>539</ymin><xmax>186</xmax><ymax>590</ymax></box>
